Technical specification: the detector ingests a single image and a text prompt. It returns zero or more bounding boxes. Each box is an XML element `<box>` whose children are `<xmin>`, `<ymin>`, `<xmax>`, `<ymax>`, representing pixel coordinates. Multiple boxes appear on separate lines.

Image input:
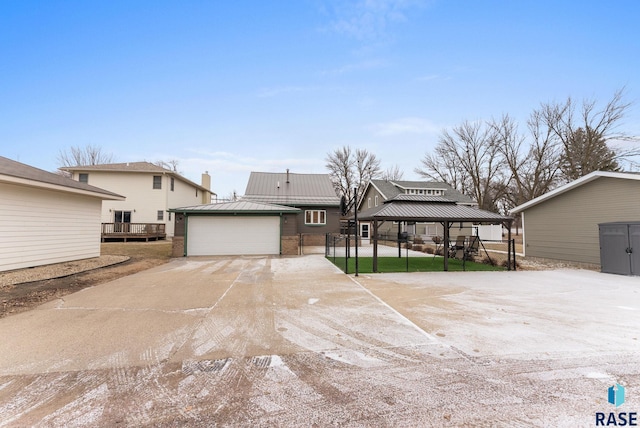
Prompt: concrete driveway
<box><xmin>0</xmin><ymin>255</ymin><xmax>638</xmax><ymax>427</ymax></box>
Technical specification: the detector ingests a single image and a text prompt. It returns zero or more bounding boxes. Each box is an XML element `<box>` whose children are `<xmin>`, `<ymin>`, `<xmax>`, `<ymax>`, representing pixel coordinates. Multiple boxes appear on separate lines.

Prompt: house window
<box><xmin>157</xmin><ymin>210</ymin><xmax>164</xmax><ymax>221</ymax></box>
<box><xmin>368</xmin><ymin>198</ymin><xmax>371</xmax><ymax>208</ymax></box>
<box><xmin>153</xmin><ymin>175</ymin><xmax>162</xmax><ymax>189</ymax></box>
<box><xmin>305</xmin><ymin>210</ymin><xmax>326</xmax><ymax>225</ymax></box>
<box><xmin>170</xmin><ymin>177</ymin><xmax>175</xmax><ymax>191</ymax></box>
<box><xmin>78</xmin><ymin>173</ymin><xmax>89</xmax><ymax>183</ymax></box>
<box><xmin>374</xmin><ymin>195</ymin><xmax>379</xmax><ymax>206</ymax></box>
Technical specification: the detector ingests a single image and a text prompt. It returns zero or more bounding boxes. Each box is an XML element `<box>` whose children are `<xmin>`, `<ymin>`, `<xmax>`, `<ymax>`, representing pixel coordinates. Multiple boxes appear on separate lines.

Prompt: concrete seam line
<box><xmin>346</xmin><ymin>275</ymin><xmax>443</xmax><ymax>344</ymax></box>
<box><xmin>167</xmin><ymin>267</ymin><xmax>243</xmax><ymax>361</ymax></box>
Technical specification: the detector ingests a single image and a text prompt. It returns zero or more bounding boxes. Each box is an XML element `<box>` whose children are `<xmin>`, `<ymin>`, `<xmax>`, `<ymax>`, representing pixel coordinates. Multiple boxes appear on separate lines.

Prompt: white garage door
<box><xmin>187</xmin><ymin>216</ymin><xmax>281</xmax><ymax>256</ymax></box>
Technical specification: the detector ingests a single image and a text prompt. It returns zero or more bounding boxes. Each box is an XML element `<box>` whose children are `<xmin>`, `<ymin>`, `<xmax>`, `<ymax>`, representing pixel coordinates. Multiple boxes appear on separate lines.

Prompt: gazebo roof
<box><xmin>356</xmin><ymin>199</ymin><xmax>511</xmax><ymax>224</ymax></box>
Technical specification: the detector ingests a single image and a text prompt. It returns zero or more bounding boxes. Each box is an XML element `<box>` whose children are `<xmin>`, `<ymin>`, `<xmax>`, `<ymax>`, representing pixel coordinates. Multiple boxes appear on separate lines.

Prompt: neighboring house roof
<box><xmin>243</xmin><ymin>171</ymin><xmax>341</xmax><ymax>207</ymax></box>
<box><xmin>357</xmin><ymin>199</ymin><xmax>510</xmax><ymax>223</ymax></box>
<box><xmin>170</xmin><ymin>200</ymin><xmax>300</xmax><ymax>214</ymax></box>
<box><xmin>510</xmin><ymin>171</ymin><xmax>640</xmax><ymax>214</ymax></box>
<box><xmin>60</xmin><ymin>161</ymin><xmax>215</xmax><ymax>195</ymax></box>
<box><xmin>362</xmin><ymin>179</ymin><xmax>476</xmax><ymax>208</ymax></box>
<box><xmin>0</xmin><ymin>156</ymin><xmax>124</xmax><ymax>200</ymax></box>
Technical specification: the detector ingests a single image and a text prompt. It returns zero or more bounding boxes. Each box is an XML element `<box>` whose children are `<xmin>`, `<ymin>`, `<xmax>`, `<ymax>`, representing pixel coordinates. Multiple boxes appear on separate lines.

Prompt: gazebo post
<box><xmin>443</xmin><ymin>221</ymin><xmax>450</xmax><ymax>271</ymax></box>
<box><xmin>507</xmin><ymin>219</ymin><xmax>514</xmax><ymax>271</ymax></box>
<box><xmin>373</xmin><ymin>220</ymin><xmax>379</xmax><ymax>273</ymax></box>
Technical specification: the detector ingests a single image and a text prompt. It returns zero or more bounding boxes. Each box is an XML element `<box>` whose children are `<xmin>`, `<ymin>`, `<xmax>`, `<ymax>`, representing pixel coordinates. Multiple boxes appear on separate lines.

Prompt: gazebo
<box><xmin>355</xmin><ymin>195</ymin><xmax>514</xmax><ymax>272</ymax></box>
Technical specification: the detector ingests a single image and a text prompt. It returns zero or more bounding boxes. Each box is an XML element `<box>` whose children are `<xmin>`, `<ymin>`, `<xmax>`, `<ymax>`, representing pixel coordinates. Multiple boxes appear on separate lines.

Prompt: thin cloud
<box><xmin>178</xmin><ymin>152</ymin><xmax>321</xmax><ymax>174</ymax></box>
<box><xmin>370</xmin><ymin>117</ymin><xmax>441</xmax><ymax>136</ymax></box>
<box><xmin>324</xmin><ymin>0</ymin><xmax>427</xmax><ymax>41</ymax></box>
<box><xmin>257</xmin><ymin>86</ymin><xmax>313</xmax><ymax>98</ymax></box>
<box><xmin>320</xmin><ymin>59</ymin><xmax>387</xmax><ymax>76</ymax></box>
<box><xmin>415</xmin><ymin>74</ymin><xmax>440</xmax><ymax>82</ymax></box>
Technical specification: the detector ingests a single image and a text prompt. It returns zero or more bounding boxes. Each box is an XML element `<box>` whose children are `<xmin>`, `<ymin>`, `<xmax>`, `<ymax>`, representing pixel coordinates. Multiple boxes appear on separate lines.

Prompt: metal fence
<box><xmin>326</xmin><ymin>233</ymin><xmax>518</xmax><ymax>274</ymax></box>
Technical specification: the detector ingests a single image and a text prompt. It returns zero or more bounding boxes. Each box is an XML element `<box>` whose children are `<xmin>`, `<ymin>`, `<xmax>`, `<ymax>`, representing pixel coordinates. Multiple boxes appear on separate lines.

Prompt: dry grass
<box><xmin>101</xmin><ymin>240</ymin><xmax>173</xmax><ymax>260</ymax></box>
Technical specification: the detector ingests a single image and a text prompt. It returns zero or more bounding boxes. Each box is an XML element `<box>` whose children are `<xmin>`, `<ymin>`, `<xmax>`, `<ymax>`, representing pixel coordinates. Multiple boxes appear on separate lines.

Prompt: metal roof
<box><xmin>0</xmin><ymin>156</ymin><xmax>125</xmax><ymax>200</ymax></box>
<box><xmin>244</xmin><ymin>171</ymin><xmax>340</xmax><ymax>206</ymax></box>
<box><xmin>368</xmin><ymin>179</ymin><xmax>476</xmax><ymax>205</ymax></box>
<box><xmin>170</xmin><ymin>200</ymin><xmax>300</xmax><ymax>214</ymax></box>
<box><xmin>357</xmin><ymin>200</ymin><xmax>511</xmax><ymax>223</ymax></box>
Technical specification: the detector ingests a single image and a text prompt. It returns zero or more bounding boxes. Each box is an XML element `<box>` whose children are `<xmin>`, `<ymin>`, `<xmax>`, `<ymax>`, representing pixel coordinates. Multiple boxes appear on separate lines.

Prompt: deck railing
<box><xmin>101</xmin><ymin>223</ymin><xmax>166</xmax><ymax>241</ymax></box>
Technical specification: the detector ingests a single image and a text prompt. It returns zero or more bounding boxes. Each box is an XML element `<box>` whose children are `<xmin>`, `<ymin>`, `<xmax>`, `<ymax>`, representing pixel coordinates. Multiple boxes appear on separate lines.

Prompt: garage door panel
<box><xmin>187</xmin><ymin>216</ymin><xmax>280</xmax><ymax>256</ymax></box>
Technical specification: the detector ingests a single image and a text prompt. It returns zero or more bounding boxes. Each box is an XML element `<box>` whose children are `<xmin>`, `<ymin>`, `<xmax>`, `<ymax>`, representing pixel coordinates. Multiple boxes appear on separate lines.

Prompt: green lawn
<box><xmin>328</xmin><ymin>256</ymin><xmax>505</xmax><ymax>273</ymax></box>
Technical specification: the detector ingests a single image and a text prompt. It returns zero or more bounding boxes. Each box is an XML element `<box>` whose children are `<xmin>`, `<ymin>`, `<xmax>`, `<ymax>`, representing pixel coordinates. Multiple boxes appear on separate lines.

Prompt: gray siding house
<box><xmin>357</xmin><ymin>180</ymin><xmax>477</xmax><ymax>241</ymax></box>
<box><xmin>243</xmin><ymin>171</ymin><xmax>341</xmax><ymax>247</ymax></box>
<box><xmin>510</xmin><ymin>171</ymin><xmax>640</xmax><ymax>265</ymax></box>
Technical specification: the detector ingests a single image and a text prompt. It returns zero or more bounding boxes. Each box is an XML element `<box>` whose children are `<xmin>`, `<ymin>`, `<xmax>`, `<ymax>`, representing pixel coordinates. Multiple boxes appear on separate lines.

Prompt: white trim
<box><xmin>510</xmin><ymin>171</ymin><xmax>640</xmax><ymax>214</ymax></box>
<box><xmin>521</xmin><ymin>211</ymin><xmax>526</xmax><ymax>257</ymax></box>
<box><xmin>305</xmin><ymin>209</ymin><xmax>326</xmax><ymax>225</ymax></box>
<box><xmin>370</xmin><ymin>181</ymin><xmax>389</xmax><ymax>199</ymax></box>
<box><xmin>0</xmin><ymin>175</ymin><xmax>124</xmax><ymax>200</ymax></box>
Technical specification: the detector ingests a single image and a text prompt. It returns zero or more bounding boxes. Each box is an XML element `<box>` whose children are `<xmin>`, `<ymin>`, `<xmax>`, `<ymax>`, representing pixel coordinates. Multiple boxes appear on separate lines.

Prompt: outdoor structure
<box><xmin>169</xmin><ymin>201</ymin><xmax>300</xmax><ymax>256</ymax></box>
<box><xmin>61</xmin><ymin>162</ymin><xmax>216</xmax><ymax>239</ymax></box>
<box><xmin>0</xmin><ymin>156</ymin><xmax>124</xmax><ymax>272</ymax></box>
<box><xmin>356</xmin><ymin>196</ymin><xmax>513</xmax><ymax>271</ymax></box>
<box><xmin>242</xmin><ymin>170</ymin><xmax>341</xmax><ymax>249</ymax></box>
<box><xmin>358</xmin><ymin>180</ymin><xmax>477</xmax><ymax>243</ymax></box>
<box><xmin>510</xmin><ymin>171</ymin><xmax>640</xmax><ymax>266</ymax></box>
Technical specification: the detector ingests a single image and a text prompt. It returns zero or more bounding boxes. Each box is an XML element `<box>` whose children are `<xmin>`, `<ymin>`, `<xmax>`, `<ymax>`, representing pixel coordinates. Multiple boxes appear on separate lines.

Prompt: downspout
<box><xmin>279</xmin><ymin>213</ymin><xmax>283</xmax><ymax>255</ymax></box>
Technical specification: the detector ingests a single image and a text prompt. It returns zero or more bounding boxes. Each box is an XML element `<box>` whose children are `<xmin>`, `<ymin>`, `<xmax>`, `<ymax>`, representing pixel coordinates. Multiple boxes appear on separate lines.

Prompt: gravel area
<box><xmin>0</xmin><ymin>256</ymin><xmax>130</xmax><ymax>288</ymax></box>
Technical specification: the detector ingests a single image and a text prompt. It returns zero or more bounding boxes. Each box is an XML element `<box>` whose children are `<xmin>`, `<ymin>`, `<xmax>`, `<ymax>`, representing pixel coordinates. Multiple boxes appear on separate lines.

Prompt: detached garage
<box><xmin>510</xmin><ymin>171</ymin><xmax>640</xmax><ymax>267</ymax></box>
<box><xmin>0</xmin><ymin>156</ymin><xmax>124</xmax><ymax>272</ymax></box>
<box><xmin>170</xmin><ymin>201</ymin><xmax>300</xmax><ymax>256</ymax></box>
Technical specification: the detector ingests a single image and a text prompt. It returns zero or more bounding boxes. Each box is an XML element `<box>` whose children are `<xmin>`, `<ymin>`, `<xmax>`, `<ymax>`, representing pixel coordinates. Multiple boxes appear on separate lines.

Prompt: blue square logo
<box><xmin>608</xmin><ymin>384</ymin><xmax>625</xmax><ymax>408</ymax></box>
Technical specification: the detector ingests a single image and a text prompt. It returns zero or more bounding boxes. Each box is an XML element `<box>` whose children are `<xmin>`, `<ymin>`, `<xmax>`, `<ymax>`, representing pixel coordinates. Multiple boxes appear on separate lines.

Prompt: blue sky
<box><xmin>2</xmin><ymin>0</ymin><xmax>639</xmax><ymax>199</ymax></box>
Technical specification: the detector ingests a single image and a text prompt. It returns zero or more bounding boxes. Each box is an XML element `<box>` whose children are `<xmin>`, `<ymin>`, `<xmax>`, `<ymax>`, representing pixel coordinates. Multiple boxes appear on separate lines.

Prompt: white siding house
<box><xmin>60</xmin><ymin>162</ymin><xmax>215</xmax><ymax>237</ymax></box>
<box><xmin>0</xmin><ymin>156</ymin><xmax>124</xmax><ymax>272</ymax></box>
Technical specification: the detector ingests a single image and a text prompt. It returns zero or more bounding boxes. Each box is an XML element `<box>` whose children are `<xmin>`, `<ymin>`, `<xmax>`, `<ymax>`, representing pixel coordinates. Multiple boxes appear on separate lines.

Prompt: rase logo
<box><xmin>610</xmin><ymin>384</ymin><xmax>626</xmax><ymax>408</ymax></box>
<box><xmin>596</xmin><ymin>383</ymin><xmax>637</xmax><ymax>426</ymax></box>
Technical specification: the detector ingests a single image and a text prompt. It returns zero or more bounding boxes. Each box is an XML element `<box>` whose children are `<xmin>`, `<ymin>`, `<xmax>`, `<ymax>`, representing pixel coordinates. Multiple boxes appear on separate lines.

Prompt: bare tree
<box><xmin>415</xmin><ymin>121</ymin><xmax>506</xmax><ymax>211</ymax></box>
<box><xmin>57</xmin><ymin>144</ymin><xmax>114</xmax><ymax>167</ymax></box>
<box><xmin>414</xmin><ymin>142</ymin><xmax>470</xmax><ymax>194</ymax></box>
<box><xmin>154</xmin><ymin>159</ymin><xmax>181</xmax><ymax>174</ymax></box>
<box><xmin>541</xmin><ymin>88</ymin><xmax>638</xmax><ymax>181</ymax></box>
<box><xmin>325</xmin><ymin>146</ymin><xmax>381</xmax><ymax>204</ymax></box>
<box><xmin>416</xmin><ymin>89</ymin><xmax>639</xmax><ymax>215</ymax></box>
<box><xmin>381</xmin><ymin>164</ymin><xmax>404</xmax><ymax>181</ymax></box>
<box><xmin>492</xmin><ymin>113</ymin><xmax>562</xmax><ymax>210</ymax></box>
<box><xmin>221</xmin><ymin>190</ymin><xmax>238</xmax><ymax>202</ymax></box>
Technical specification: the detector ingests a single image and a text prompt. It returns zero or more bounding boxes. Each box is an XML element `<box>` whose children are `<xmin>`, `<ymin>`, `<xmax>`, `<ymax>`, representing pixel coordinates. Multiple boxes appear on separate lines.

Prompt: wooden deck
<box><xmin>101</xmin><ymin>223</ymin><xmax>167</xmax><ymax>242</ymax></box>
